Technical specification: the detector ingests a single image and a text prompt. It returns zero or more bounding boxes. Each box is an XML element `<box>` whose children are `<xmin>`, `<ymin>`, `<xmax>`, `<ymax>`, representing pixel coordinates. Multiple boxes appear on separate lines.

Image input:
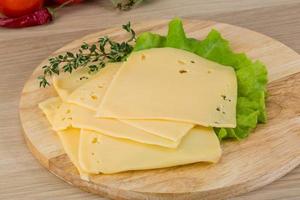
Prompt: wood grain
<box><xmin>1</xmin><ymin>1</ymin><xmax>300</xmax><ymax>200</ymax></box>
<box><xmin>19</xmin><ymin>20</ymin><xmax>300</xmax><ymax>200</ymax></box>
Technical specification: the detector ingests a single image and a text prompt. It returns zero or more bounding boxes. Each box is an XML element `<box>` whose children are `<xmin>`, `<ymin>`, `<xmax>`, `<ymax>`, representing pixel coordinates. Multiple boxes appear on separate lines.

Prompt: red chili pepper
<box><xmin>0</xmin><ymin>8</ymin><xmax>53</xmax><ymax>28</ymax></box>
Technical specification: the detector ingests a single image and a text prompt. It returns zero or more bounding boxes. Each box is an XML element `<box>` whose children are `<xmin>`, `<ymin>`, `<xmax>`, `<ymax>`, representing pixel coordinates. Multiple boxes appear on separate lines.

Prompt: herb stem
<box><xmin>38</xmin><ymin>22</ymin><xmax>136</xmax><ymax>87</ymax></box>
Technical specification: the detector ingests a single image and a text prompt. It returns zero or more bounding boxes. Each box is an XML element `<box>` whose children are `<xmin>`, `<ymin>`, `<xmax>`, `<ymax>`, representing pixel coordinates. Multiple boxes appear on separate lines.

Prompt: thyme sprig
<box><xmin>38</xmin><ymin>22</ymin><xmax>136</xmax><ymax>87</ymax></box>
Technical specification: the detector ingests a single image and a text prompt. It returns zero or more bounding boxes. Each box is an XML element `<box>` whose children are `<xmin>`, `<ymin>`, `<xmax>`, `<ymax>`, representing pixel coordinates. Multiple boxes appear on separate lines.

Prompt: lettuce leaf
<box><xmin>133</xmin><ymin>18</ymin><xmax>268</xmax><ymax>140</ymax></box>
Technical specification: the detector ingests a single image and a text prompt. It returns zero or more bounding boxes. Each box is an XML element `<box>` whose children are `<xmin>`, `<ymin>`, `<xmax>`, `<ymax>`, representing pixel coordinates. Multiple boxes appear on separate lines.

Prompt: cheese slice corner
<box><xmin>57</xmin><ymin>128</ymin><xmax>90</xmax><ymax>181</ymax></box>
<box><xmin>38</xmin><ymin>97</ymin><xmax>62</xmax><ymax>126</ymax></box>
<box><xmin>121</xmin><ymin>119</ymin><xmax>194</xmax><ymax>142</ymax></box>
<box><xmin>39</xmin><ymin>98</ymin><xmax>89</xmax><ymax>180</ymax></box>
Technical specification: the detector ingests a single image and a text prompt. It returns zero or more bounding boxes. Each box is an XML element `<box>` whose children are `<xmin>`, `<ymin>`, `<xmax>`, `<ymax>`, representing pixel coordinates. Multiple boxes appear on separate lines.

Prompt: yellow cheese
<box><xmin>67</xmin><ymin>63</ymin><xmax>121</xmax><ymax>110</ymax></box>
<box><xmin>38</xmin><ymin>97</ymin><xmax>61</xmax><ymax>126</ymax></box>
<box><xmin>57</xmin><ymin>128</ymin><xmax>89</xmax><ymax>181</ymax></box>
<box><xmin>97</xmin><ymin>47</ymin><xmax>237</xmax><ymax>128</ymax></box>
<box><xmin>121</xmin><ymin>119</ymin><xmax>193</xmax><ymax>141</ymax></box>
<box><xmin>39</xmin><ymin>98</ymin><xmax>89</xmax><ymax>180</ymax></box>
<box><xmin>53</xmin><ymin>67</ymin><xmax>93</xmax><ymax>101</ymax></box>
<box><xmin>79</xmin><ymin>127</ymin><xmax>222</xmax><ymax>174</ymax></box>
<box><xmin>64</xmin><ymin>62</ymin><xmax>194</xmax><ymax>142</ymax></box>
<box><xmin>52</xmin><ymin>101</ymin><xmax>179</xmax><ymax>148</ymax></box>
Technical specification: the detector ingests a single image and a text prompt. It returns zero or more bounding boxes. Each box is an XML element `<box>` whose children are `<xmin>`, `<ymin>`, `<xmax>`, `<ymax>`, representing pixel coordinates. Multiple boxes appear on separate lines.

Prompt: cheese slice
<box><xmin>57</xmin><ymin>128</ymin><xmax>89</xmax><ymax>181</ymax></box>
<box><xmin>121</xmin><ymin>119</ymin><xmax>193</xmax><ymax>141</ymax></box>
<box><xmin>79</xmin><ymin>127</ymin><xmax>222</xmax><ymax>174</ymax></box>
<box><xmin>65</xmin><ymin>63</ymin><xmax>194</xmax><ymax>142</ymax></box>
<box><xmin>38</xmin><ymin>98</ymin><xmax>89</xmax><ymax>180</ymax></box>
<box><xmin>67</xmin><ymin>63</ymin><xmax>121</xmax><ymax>110</ymax></box>
<box><xmin>97</xmin><ymin>47</ymin><xmax>237</xmax><ymax>128</ymax></box>
<box><xmin>52</xmin><ymin>101</ymin><xmax>179</xmax><ymax>148</ymax></box>
<box><xmin>53</xmin><ymin>67</ymin><xmax>93</xmax><ymax>101</ymax></box>
<box><xmin>38</xmin><ymin>97</ymin><xmax>61</xmax><ymax>126</ymax></box>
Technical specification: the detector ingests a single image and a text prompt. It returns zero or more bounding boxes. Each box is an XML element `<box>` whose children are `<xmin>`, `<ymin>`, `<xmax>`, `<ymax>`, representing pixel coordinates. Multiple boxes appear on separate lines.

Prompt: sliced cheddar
<box><xmin>52</xmin><ymin>101</ymin><xmax>179</xmax><ymax>148</ymax></box>
<box><xmin>79</xmin><ymin>127</ymin><xmax>222</xmax><ymax>174</ymax></box>
<box><xmin>97</xmin><ymin>47</ymin><xmax>237</xmax><ymax>128</ymax></box>
<box><xmin>39</xmin><ymin>98</ymin><xmax>89</xmax><ymax>180</ymax></box>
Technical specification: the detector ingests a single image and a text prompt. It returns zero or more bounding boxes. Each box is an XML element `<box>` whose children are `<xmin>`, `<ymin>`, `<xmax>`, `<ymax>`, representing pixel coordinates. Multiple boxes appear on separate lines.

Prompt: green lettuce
<box><xmin>133</xmin><ymin>18</ymin><xmax>268</xmax><ymax>140</ymax></box>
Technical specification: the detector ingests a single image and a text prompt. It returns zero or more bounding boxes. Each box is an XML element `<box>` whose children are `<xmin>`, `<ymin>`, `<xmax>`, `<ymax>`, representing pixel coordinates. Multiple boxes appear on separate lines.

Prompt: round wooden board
<box><xmin>19</xmin><ymin>19</ymin><xmax>300</xmax><ymax>200</ymax></box>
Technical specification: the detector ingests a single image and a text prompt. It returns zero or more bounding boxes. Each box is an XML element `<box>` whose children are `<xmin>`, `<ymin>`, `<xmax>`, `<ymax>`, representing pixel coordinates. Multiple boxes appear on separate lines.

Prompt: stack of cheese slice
<box><xmin>39</xmin><ymin>47</ymin><xmax>237</xmax><ymax>179</ymax></box>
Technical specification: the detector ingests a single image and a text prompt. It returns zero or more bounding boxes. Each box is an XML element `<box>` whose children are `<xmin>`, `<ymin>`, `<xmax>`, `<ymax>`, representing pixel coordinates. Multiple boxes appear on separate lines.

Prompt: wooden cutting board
<box><xmin>19</xmin><ymin>19</ymin><xmax>300</xmax><ymax>200</ymax></box>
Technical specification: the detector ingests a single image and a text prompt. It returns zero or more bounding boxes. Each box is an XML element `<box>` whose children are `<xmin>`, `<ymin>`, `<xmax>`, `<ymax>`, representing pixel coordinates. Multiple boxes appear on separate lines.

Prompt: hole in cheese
<box><xmin>79</xmin><ymin>76</ymin><xmax>89</xmax><ymax>81</ymax></box>
<box><xmin>179</xmin><ymin>69</ymin><xmax>188</xmax><ymax>74</ymax></box>
<box><xmin>90</xmin><ymin>95</ymin><xmax>98</xmax><ymax>100</ymax></box>
<box><xmin>92</xmin><ymin>137</ymin><xmax>98</xmax><ymax>144</ymax></box>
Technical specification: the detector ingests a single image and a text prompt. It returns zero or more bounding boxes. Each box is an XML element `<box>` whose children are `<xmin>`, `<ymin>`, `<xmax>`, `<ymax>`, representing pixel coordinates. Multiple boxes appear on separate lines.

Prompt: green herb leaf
<box><xmin>123</xmin><ymin>22</ymin><xmax>136</xmax><ymax>42</ymax></box>
<box><xmin>37</xmin><ymin>76</ymin><xmax>50</xmax><ymax>88</ymax></box>
<box><xmin>38</xmin><ymin>22</ymin><xmax>136</xmax><ymax>87</ymax></box>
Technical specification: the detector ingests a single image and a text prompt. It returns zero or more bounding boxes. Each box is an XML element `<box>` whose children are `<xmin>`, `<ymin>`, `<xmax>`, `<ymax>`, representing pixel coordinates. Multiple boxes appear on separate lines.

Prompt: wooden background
<box><xmin>0</xmin><ymin>0</ymin><xmax>300</xmax><ymax>199</ymax></box>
